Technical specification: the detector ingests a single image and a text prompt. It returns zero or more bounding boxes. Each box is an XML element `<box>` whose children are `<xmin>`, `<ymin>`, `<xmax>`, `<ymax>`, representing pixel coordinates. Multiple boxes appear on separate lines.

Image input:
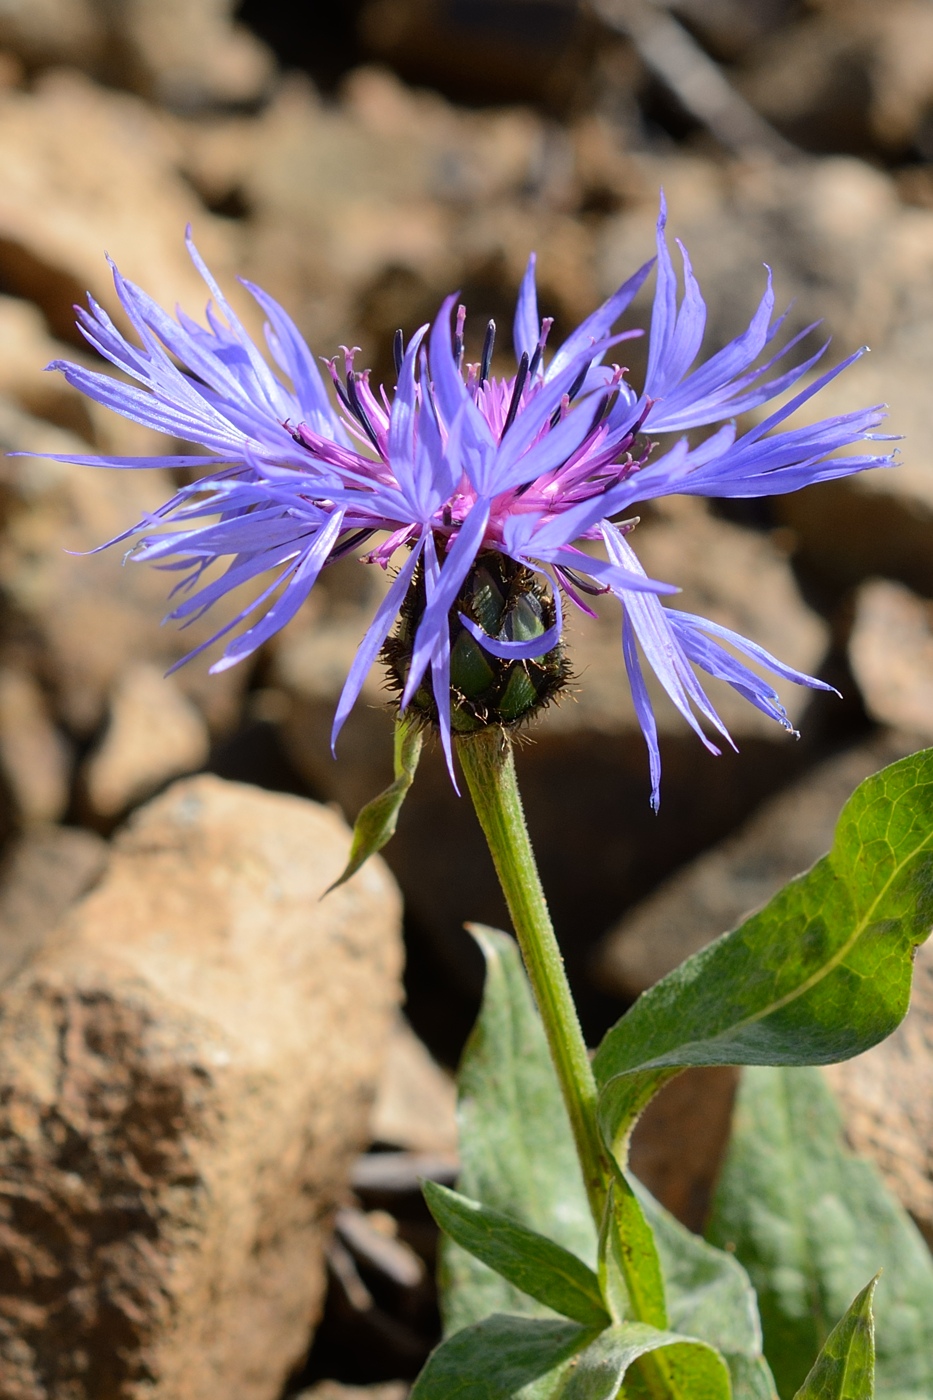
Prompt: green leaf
<box><xmin>593</xmin><ymin>748</ymin><xmax>933</xmax><ymax>1152</ymax></box>
<box><xmin>424</xmin><ymin>1181</ymin><xmax>609</xmax><ymax>1329</ymax></box>
<box><xmin>557</xmin><ymin>1322</ymin><xmax>731</xmax><ymax>1400</ymax></box>
<box><xmin>409</xmin><ymin>1313</ymin><xmax>593</xmax><ymax>1400</ymax></box>
<box><xmin>793</xmin><ymin>1278</ymin><xmax>877</xmax><ymax>1400</ymax></box>
<box><xmin>598</xmin><ymin>1169</ymin><xmax>668</xmax><ymax>1328</ymax></box>
<box><xmin>326</xmin><ymin>715</ymin><xmax>422</xmax><ymax>892</ymax></box>
<box><xmin>638</xmin><ymin>1181</ymin><xmax>779</xmax><ymax>1400</ymax></box>
<box><xmin>707</xmin><ymin>1067</ymin><xmax>933</xmax><ymax>1399</ymax></box>
<box><xmin>440</xmin><ymin>925</ymin><xmax>596</xmax><ymax>1341</ymax></box>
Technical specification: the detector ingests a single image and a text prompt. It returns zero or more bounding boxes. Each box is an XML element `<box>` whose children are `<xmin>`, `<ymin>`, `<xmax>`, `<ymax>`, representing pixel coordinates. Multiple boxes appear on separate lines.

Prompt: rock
<box><xmin>0</xmin><ymin>823</ymin><xmax>108</xmax><ymax>983</ymax></box>
<box><xmin>0</xmin><ymin>400</ymin><xmax>249</xmax><ymax>734</ymax></box>
<box><xmin>0</xmin><ymin>666</ymin><xmax>71</xmax><ymax>823</ymax></box>
<box><xmin>770</xmin><ymin>328</ymin><xmax>933</xmax><ymax>594</ymax></box>
<box><xmin>597</xmin><ymin>155</ymin><xmax>933</xmax><ymax>361</ymax></box>
<box><xmin>297</xmin><ymin>1383</ymin><xmax>408</xmax><ymax>1400</ymax></box>
<box><xmin>0</xmin><ymin>774</ymin><xmax>403</xmax><ymax>1400</ymax></box>
<box><xmin>0</xmin><ymin>0</ymin><xmax>103</xmax><ymax>72</ymax></box>
<box><xmin>849</xmin><ymin>580</ymin><xmax>933</xmax><ymax>739</ymax></box>
<box><xmin>825</xmin><ymin>937</ymin><xmax>933</xmax><ymax>1246</ymax></box>
<box><xmin>111</xmin><ymin>0</ymin><xmax>274</xmax><ymax>109</ymax></box>
<box><xmin>369</xmin><ymin>1017</ymin><xmax>458</xmax><ymax>1156</ymax></box>
<box><xmin>591</xmin><ymin>731</ymin><xmax>916</xmax><ymax>999</ymax></box>
<box><xmin>0</xmin><ymin>69</ymin><xmax>235</xmax><ymax>346</ymax></box>
<box><xmin>82</xmin><ymin>663</ymin><xmax>211</xmax><ymax>819</ymax></box>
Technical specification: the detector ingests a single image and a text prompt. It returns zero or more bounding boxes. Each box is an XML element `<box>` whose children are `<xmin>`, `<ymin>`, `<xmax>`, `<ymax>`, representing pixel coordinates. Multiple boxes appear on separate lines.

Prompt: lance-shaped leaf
<box><xmin>441</xmin><ymin>927</ymin><xmax>773</xmax><ymax>1400</ymax></box>
<box><xmin>792</xmin><ymin>1278</ymin><xmax>877</xmax><ymax>1400</ymax></box>
<box><xmin>440</xmin><ymin>925</ymin><xmax>596</xmax><ymax>1341</ymax></box>
<box><xmin>707</xmin><ymin>1067</ymin><xmax>933</xmax><ymax>1399</ymax></box>
<box><xmin>326</xmin><ymin>716</ymin><xmax>422</xmax><ymax>891</ymax></box>
<box><xmin>424</xmin><ymin>1181</ymin><xmax>609</xmax><ymax>1328</ymax></box>
<box><xmin>558</xmin><ymin>1321</ymin><xmax>731</xmax><ymax>1400</ymax></box>
<box><xmin>409</xmin><ymin>1313</ymin><xmax>594</xmax><ymax>1400</ymax></box>
<box><xmin>593</xmin><ymin>748</ymin><xmax>933</xmax><ymax>1152</ymax></box>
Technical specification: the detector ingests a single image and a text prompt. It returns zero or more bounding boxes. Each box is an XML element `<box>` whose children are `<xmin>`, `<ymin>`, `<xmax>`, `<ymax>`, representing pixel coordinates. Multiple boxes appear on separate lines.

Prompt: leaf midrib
<box><xmin>605</xmin><ymin>818</ymin><xmax>933</xmax><ymax>1081</ymax></box>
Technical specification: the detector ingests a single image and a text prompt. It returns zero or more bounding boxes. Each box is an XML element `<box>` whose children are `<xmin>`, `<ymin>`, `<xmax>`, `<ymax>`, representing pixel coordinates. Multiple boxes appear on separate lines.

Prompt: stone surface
<box><xmin>769</xmin><ymin>327</ymin><xmax>933</xmax><ymax>595</ymax></box>
<box><xmin>113</xmin><ymin>0</ymin><xmax>274</xmax><ymax>109</ymax></box>
<box><xmin>0</xmin><ymin>667</ymin><xmax>71</xmax><ymax>823</ymax></box>
<box><xmin>849</xmin><ymin>580</ymin><xmax>933</xmax><ymax>739</ymax></box>
<box><xmin>0</xmin><ymin>401</ymin><xmax>249</xmax><ymax>734</ymax></box>
<box><xmin>0</xmin><ymin>775</ymin><xmax>404</xmax><ymax>1400</ymax></box>
<box><xmin>369</xmin><ymin>1017</ymin><xmax>458</xmax><ymax>1156</ymax></box>
<box><xmin>0</xmin><ymin>70</ymin><xmax>235</xmax><ymax>346</ymax></box>
<box><xmin>592</xmin><ymin>731</ymin><xmax>917</xmax><ymax>999</ymax></box>
<box><xmin>82</xmin><ymin>663</ymin><xmax>211</xmax><ymax>819</ymax></box>
<box><xmin>0</xmin><ymin>824</ymin><xmax>108</xmax><ymax>984</ymax></box>
<box><xmin>826</xmin><ymin>937</ymin><xmax>933</xmax><ymax>1246</ymax></box>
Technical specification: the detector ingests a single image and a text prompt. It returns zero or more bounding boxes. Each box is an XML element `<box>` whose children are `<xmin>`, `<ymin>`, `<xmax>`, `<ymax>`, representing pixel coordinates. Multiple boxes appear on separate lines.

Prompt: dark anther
<box><xmin>442</xmin><ymin>503</ymin><xmax>453</xmax><ymax>526</ymax></box>
<box><xmin>453</xmin><ymin>305</ymin><xmax>466</xmax><ymax>370</ymax></box>
<box><xmin>501</xmin><ymin>352</ymin><xmax>529</xmax><ymax>440</ymax></box>
<box><xmin>393</xmin><ymin>329</ymin><xmax>404</xmax><ymax>377</ymax></box>
<box><xmin>558</xmin><ymin>565</ymin><xmax>610</xmax><ymax>597</ymax></box>
<box><xmin>480</xmin><ymin>320</ymin><xmax>496</xmax><ymax>385</ymax></box>
<box><xmin>331</xmin><ymin>528</ymin><xmax>376</xmax><ymax>560</ymax></box>
<box><xmin>527</xmin><ymin>343</ymin><xmax>544</xmax><ymax>381</ymax></box>
<box><xmin>346</xmin><ymin>373</ymin><xmax>382</xmax><ymax>454</ymax></box>
<box><xmin>548</xmin><ymin>363</ymin><xmax>591</xmax><ymax>429</ymax></box>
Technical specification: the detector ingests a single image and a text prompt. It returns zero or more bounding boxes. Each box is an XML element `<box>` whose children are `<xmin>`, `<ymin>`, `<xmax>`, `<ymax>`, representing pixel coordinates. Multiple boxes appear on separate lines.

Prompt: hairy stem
<box><xmin>457</xmin><ymin>726</ymin><xmax>609</xmax><ymax>1223</ymax></box>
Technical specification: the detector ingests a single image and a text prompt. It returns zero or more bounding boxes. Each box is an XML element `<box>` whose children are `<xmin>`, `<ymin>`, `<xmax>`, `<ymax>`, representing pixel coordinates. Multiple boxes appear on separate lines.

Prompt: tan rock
<box><xmin>0</xmin><ymin>823</ymin><xmax>108</xmax><ymax>984</ymax></box>
<box><xmin>370</xmin><ymin>1017</ymin><xmax>458</xmax><ymax>1156</ymax></box>
<box><xmin>0</xmin><ymin>70</ymin><xmax>236</xmax><ymax>345</ymax></box>
<box><xmin>83</xmin><ymin>663</ymin><xmax>211</xmax><ymax>818</ymax></box>
<box><xmin>0</xmin><ymin>401</ymin><xmax>248</xmax><ymax>733</ymax></box>
<box><xmin>0</xmin><ymin>0</ymin><xmax>103</xmax><ymax>70</ymax></box>
<box><xmin>0</xmin><ymin>774</ymin><xmax>404</xmax><ymax>1400</ymax></box>
<box><xmin>113</xmin><ymin>0</ymin><xmax>274</xmax><ymax>108</ymax></box>
<box><xmin>0</xmin><ymin>666</ymin><xmax>71</xmax><ymax>823</ymax></box>
<box><xmin>849</xmin><ymin>580</ymin><xmax>933</xmax><ymax>738</ymax></box>
<box><xmin>769</xmin><ymin>328</ymin><xmax>933</xmax><ymax>595</ymax></box>
<box><xmin>592</xmin><ymin>731</ymin><xmax>916</xmax><ymax>999</ymax></box>
<box><xmin>825</xmin><ymin>937</ymin><xmax>933</xmax><ymax>1245</ymax></box>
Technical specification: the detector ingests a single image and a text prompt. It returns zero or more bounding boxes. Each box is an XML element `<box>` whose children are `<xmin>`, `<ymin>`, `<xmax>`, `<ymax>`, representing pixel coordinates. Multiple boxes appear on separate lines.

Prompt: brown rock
<box><xmin>770</xmin><ymin>329</ymin><xmax>933</xmax><ymax>595</ymax></box>
<box><xmin>0</xmin><ymin>402</ymin><xmax>248</xmax><ymax>733</ymax></box>
<box><xmin>849</xmin><ymin>580</ymin><xmax>933</xmax><ymax>738</ymax></box>
<box><xmin>369</xmin><ymin>1017</ymin><xmax>458</xmax><ymax>1156</ymax></box>
<box><xmin>0</xmin><ymin>70</ymin><xmax>236</xmax><ymax>345</ymax></box>
<box><xmin>82</xmin><ymin>663</ymin><xmax>211</xmax><ymax>819</ymax></box>
<box><xmin>112</xmin><ymin>0</ymin><xmax>274</xmax><ymax>109</ymax></box>
<box><xmin>825</xmin><ymin>937</ymin><xmax>933</xmax><ymax>1245</ymax></box>
<box><xmin>0</xmin><ymin>0</ymin><xmax>103</xmax><ymax>72</ymax></box>
<box><xmin>0</xmin><ymin>774</ymin><xmax>403</xmax><ymax>1400</ymax></box>
<box><xmin>0</xmin><ymin>823</ymin><xmax>108</xmax><ymax>984</ymax></box>
<box><xmin>0</xmin><ymin>667</ymin><xmax>71</xmax><ymax>824</ymax></box>
<box><xmin>592</xmin><ymin>731</ymin><xmax>916</xmax><ymax>999</ymax></box>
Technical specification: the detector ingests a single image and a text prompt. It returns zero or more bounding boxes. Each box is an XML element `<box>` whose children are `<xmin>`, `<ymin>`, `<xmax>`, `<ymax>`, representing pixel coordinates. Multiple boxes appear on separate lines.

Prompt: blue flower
<box><xmin>40</xmin><ymin>198</ymin><xmax>895</xmax><ymax>805</ymax></box>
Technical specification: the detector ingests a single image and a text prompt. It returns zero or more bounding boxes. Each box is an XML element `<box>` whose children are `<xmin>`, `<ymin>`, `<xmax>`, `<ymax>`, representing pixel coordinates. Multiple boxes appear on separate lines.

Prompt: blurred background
<box><xmin>2</xmin><ymin>2</ymin><xmax>933</xmax><ymax>1397</ymax></box>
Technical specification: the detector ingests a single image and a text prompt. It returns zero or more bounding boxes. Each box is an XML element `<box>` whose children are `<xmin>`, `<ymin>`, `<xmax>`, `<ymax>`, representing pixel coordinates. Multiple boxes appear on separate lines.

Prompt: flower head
<box><xmin>43</xmin><ymin>198</ymin><xmax>895</xmax><ymax>805</ymax></box>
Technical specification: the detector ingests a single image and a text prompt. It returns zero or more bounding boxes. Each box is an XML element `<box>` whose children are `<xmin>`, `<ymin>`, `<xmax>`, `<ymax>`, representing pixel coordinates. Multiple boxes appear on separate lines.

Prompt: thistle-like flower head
<box><xmin>44</xmin><ymin>197</ymin><xmax>895</xmax><ymax>804</ymax></box>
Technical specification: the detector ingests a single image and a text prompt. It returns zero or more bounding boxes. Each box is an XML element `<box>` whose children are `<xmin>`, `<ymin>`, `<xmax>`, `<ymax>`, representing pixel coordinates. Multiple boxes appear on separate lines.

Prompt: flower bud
<box><xmin>382</xmin><ymin>550</ymin><xmax>570</xmax><ymax>733</ymax></box>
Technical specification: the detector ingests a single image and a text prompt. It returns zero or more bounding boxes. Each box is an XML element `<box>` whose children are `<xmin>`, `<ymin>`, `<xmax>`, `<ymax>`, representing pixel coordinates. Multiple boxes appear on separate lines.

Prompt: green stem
<box><xmin>457</xmin><ymin>726</ymin><xmax>610</xmax><ymax>1224</ymax></box>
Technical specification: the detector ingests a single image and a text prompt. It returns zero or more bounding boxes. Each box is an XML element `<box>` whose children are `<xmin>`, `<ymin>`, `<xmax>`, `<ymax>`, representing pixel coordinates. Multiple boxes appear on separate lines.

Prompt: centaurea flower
<box><xmin>42</xmin><ymin>198</ymin><xmax>894</xmax><ymax>805</ymax></box>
